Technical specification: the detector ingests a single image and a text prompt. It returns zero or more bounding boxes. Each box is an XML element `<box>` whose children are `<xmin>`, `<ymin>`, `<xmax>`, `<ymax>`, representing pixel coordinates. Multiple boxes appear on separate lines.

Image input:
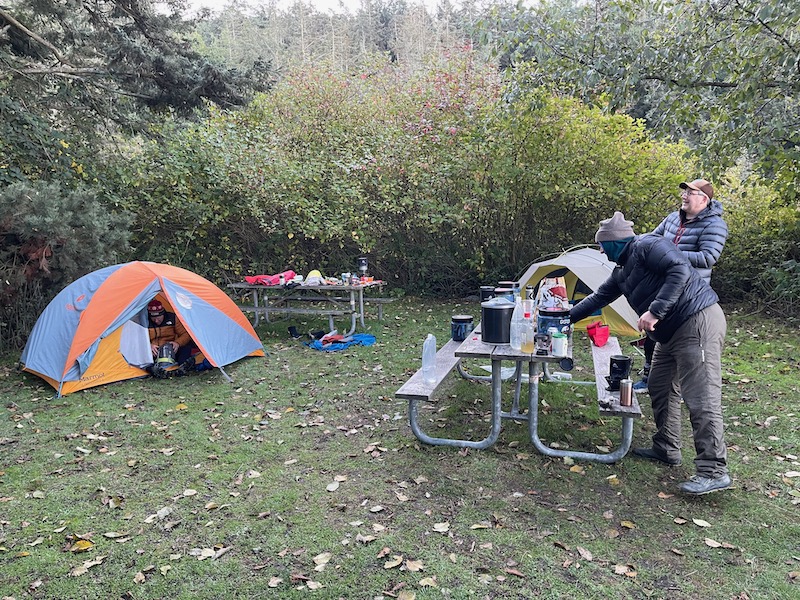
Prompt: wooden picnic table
<box><xmin>228</xmin><ymin>280</ymin><xmax>387</xmax><ymax>335</ymax></box>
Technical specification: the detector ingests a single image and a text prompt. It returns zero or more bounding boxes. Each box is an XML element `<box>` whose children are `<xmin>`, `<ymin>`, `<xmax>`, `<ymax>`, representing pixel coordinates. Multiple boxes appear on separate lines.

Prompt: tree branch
<box><xmin>0</xmin><ymin>8</ymin><xmax>75</xmax><ymax>67</ymax></box>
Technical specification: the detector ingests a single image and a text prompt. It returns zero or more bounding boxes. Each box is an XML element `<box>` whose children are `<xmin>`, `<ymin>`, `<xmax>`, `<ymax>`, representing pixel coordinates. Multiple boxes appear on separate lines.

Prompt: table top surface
<box><xmin>455</xmin><ymin>324</ymin><xmax>573</xmax><ymax>363</ymax></box>
<box><xmin>229</xmin><ymin>281</ymin><xmax>384</xmax><ymax>291</ymax></box>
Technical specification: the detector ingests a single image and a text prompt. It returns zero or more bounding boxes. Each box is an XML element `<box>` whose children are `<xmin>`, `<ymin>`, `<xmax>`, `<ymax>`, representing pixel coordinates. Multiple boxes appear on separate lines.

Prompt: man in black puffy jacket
<box><xmin>570</xmin><ymin>212</ymin><xmax>730</xmax><ymax>495</ymax></box>
<box><xmin>634</xmin><ymin>178</ymin><xmax>728</xmax><ymax>391</ymax></box>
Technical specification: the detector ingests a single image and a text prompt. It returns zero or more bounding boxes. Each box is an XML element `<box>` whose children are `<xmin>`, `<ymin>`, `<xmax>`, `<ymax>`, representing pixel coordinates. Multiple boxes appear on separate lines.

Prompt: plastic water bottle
<box><xmin>510</xmin><ymin>295</ymin><xmax>524</xmax><ymax>351</ymax></box>
<box><xmin>520</xmin><ymin>302</ymin><xmax>536</xmax><ymax>353</ymax></box>
<box><xmin>422</xmin><ymin>334</ymin><xmax>436</xmax><ymax>384</ymax></box>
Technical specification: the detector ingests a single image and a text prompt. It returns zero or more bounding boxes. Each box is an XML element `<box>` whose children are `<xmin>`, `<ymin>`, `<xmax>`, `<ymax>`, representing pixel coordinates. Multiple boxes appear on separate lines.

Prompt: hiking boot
<box><xmin>679</xmin><ymin>474</ymin><xmax>732</xmax><ymax>496</ymax></box>
<box><xmin>632</xmin><ymin>378</ymin><xmax>648</xmax><ymax>393</ymax></box>
<box><xmin>288</xmin><ymin>326</ymin><xmax>301</xmax><ymax>339</ymax></box>
<box><xmin>632</xmin><ymin>447</ymin><xmax>681</xmax><ymax>466</ymax></box>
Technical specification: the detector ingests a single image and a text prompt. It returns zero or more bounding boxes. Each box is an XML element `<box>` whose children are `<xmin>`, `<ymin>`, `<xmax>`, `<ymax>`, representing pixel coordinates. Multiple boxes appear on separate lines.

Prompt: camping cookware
<box><xmin>480</xmin><ymin>298</ymin><xmax>515</xmax><ymax>344</ymax></box>
<box><xmin>451</xmin><ymin>315</ymin><xmax>474</xmax><ymax>342</ymax></box>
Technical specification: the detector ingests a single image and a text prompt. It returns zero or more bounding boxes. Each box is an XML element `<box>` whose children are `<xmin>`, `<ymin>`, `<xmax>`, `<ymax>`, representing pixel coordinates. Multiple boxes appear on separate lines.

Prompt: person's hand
<box><xmin>151</xmin><ymin>343</ymin><xmax>158</xmax><ymax>357</ymax></box>
<box><xmin>170</xmin><ymin>341</ymin><xmax>179</xmax><ymax>352</ymax></box>
<box><xmin>637</xmin><ymin>311</ymin><xmax>659</xmax><ymax>332</ymax></box>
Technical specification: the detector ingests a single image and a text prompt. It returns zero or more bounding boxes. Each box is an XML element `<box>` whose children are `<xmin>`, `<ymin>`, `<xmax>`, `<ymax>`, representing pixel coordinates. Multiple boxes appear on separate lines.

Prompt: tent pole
<box><xmin>218</xmin><ymin>367</ymin><xmax>233</xmax><ymax>382</ymax></box>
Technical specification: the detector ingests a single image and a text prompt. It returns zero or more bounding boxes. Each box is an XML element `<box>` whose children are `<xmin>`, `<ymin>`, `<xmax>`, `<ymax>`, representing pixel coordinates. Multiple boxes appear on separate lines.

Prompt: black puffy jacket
<box><xmin>651</xmin><ymin>199</ymin><xmax>728</xmax><ymax>283</ymax></box>
<box><xmin>570</xmin><ymin>235</ymin><xmax>719</xmax><ymax>343</ymax></box>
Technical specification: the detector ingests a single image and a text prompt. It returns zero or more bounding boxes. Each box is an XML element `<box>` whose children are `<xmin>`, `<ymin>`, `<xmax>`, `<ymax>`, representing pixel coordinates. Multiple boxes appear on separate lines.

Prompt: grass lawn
<box><xmin>1</xmin><ymin>298</ymin><xmax>798</xmax><ymax>599</ymax></box>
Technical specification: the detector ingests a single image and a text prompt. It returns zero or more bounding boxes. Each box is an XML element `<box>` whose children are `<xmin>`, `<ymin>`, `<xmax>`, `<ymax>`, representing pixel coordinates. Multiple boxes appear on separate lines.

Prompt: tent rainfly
<box><xmin>21</xmin><ymin>261</ymin><xmax>265</xmax><ymax>396</ymax></box>
<box><xmin>517</xmin><ymin>247</ymin><xmax>640</xmax><ymax>337</ymax></box>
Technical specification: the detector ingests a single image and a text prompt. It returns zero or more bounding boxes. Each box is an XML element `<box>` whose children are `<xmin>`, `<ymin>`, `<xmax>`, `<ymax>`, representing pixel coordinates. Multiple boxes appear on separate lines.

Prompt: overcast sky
<box><xmin>184</xmin><ymin>0</ymin><xmax>445</xmax><ymax>15</ymax></box>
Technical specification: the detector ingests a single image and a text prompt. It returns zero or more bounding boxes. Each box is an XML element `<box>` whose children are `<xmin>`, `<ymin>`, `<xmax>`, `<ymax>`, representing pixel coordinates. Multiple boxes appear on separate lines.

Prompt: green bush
<box><xmin>713</xmin><ymin>166</ymin><xmax>800</xmax><ymax>308</ymax></box>
<box><xmin>102</xmin><ymin>52</ymin><xmax>694</xmax><ymax>295</ymax></box>
<box><xmin>0</xmin><ymin>181</ymin><xmax>131</xmax><ymax>351</ymax></box>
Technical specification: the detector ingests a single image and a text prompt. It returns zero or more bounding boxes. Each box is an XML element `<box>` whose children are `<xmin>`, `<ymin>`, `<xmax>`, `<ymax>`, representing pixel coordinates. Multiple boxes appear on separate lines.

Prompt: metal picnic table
<box><xmin>228</xmin><ymin>281</ymin><xmax>386</xmax><ymax>335</ymax></box>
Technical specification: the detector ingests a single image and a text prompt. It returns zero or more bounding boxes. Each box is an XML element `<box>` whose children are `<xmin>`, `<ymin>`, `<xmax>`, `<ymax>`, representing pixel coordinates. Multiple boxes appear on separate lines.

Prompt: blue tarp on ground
<box><xmin>305</xmin><ymin>334</ymin><xmax>376</xmax><ymax>352</ymax></box>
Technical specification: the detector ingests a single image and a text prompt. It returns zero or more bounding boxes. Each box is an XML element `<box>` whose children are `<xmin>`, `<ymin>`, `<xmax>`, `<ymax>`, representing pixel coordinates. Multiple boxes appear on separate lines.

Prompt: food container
<box><xmin>451</xmin><ymin>315</ymin><xmax>474</xmax><ymax>342</ymax></box>
<box><xmin>479</xmin><ymin>286</ymin><xmax>496</xmax><ymax>302</ymax></box>
<box><xmin>493</xmin><ymin>287</ymin><xmax>514</xmax><ymax>302</ymax></box>
<box><xmin>551</xmin><ymin>332</ymin><xmax>568</xmax><ymax>357</ymax></box>
<box><xmin>536</xmin><ymin>307</ymin><xmax>571</xmax><ymax>335</ymax></box>
<box><xmin>480</xmin><ymin>298</ymin><xmax>515</xmax><ymax>344</ymax></box>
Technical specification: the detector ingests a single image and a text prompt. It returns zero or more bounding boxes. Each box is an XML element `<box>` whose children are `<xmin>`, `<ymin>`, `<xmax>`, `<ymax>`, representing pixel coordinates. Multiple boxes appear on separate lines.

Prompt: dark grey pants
<box><xmin>648</xmin><ymin>303</ymin><xmax>728</xmax><ymax>477</ymax></box>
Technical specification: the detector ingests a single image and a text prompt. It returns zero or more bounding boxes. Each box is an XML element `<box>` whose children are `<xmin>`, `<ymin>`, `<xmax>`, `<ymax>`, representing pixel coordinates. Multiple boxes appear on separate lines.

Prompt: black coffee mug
<box><xmin>609</xmin><ymin>355</ymin><xmax>633</xmax><ymax>381</ymax></box>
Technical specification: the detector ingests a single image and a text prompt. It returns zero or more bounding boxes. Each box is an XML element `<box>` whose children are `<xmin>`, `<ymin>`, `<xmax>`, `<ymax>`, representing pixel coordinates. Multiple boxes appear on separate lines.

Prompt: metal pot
<box><xmin>480</xmin><ymin>298</ymin><xmax>515</xmax><ymax>344</ymax></box>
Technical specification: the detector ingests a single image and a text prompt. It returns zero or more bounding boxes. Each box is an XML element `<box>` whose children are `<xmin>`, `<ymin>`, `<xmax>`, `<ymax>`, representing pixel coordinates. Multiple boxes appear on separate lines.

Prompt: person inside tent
<box><xmin>146</xmin><ymin>299</ymin><xmax>197</xmax><ymax>375</ymax></box>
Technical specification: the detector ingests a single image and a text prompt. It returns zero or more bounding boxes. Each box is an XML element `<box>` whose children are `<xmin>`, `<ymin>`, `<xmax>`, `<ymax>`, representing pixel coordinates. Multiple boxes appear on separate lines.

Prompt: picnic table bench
<box><xmin>396</xmin><ymin>327</ymin><xmax>642</xmax><ymax>462</ymax></box>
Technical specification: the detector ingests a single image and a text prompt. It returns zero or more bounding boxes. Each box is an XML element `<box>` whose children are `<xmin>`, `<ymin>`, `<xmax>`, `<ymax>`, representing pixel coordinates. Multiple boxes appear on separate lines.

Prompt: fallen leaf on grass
<box><xmin>134</xmin><ymin>571</ymin><xmax>146</xmax><ymax>583</ymax></box>
<box><xmin>397</xmin><ymin>591</ymin><xmax>416</xmax><ymax>600</ymax></box>
<box><xmin>405</xmin><ymin>559</ymin><xmax>424</xmax><ymax>572</ymax></box>
<box><xmin>183</xmin><ymin>489</ymin><xmax>197</xmax><ymax>497</ymax></box>
<box><xmin>657</xmin><ymin>492</ymin><xmax>674</xmax><ymax>499</ymax></box>
<box><xmin>569</xmin><ymin>465</ymin><xmax>585</xmax><ymax>474</ymax></box>
<box><xmin>69</xmin><ymin>540</ymin><xmax>94</xmax><ymax>553</ymax></box>
<box><xmin>613</xmin><ymin>564</ymin><xmax>636</xmax><ymax>577</ymax></box>
<box><xmin>268</xmin><ymin>576</ymin><xmax>283</xmax><ymax>587</ymax></box>
<box><xmin>103</xmin><ymin>531</ymin><xmax>128</xmax><ymax>539</ymax></box>
<box><xmin>313</xmin><ymin>552</ymin><xmax>331</xmax><ymax>571</ymax></box>
<box><xmin>470</xmin><ymin>522</ymin><xmax>490</xmax><ymax>529</ymax></box>
<box><xmin>504</xmin><ymin>568</ymin><xmax>525</xmax><ymax>578</ymax></box>
<box><xmin>606</xmin><ymin>529</ymin><xmax>620</xmax><ymax>539</ymax></box>
<box><xmin>433</xmin><ymin>522</ymin><xmax>449</xmax><ymax>533</ymax></box>
<box><xmin>160</xmin><ymin>565</ymin><xmax>171</xmax><ymax>576</ymax></box>
<box><xmin>419</xmin><ymin>576</ymin><xmax>438</xmax><ymax>587</ymax></box>
<box><xmin>370</xmin><ymin>505</ymin><xmax>384</xmax><ymax>513</ymax></box>
<box><xmin>692</xmin><ymin>518</ymin><xmax>712</xmax><ymax>528</ymax></box>
<box><xmin>356</xmin><ymin>534</ymin><xmax>376</xmax><ymax>544</ymax></box>
<box><xmin>384</xmin><ymin>555</ymin><xmax>403</xmax><ymax>569</ymax></box>
<box><xmin>674</xmin><ymin>517</ymin><xmax>688</xmax><ymax>525</ymax></box>
<box><xmin>69</xmin><ymin>555</ymin><xmax>106</xmax><ymax>576</ymax></box>
<box><xmin>28</xmin><ymin>537</ymin><xmax>44</xmax><ymax>547</ymax></box>
<box><xmin>577</xmin><ymin>547</ymin><xmax>593</xmax><ymax>561</ymax></box>
<box><xmin>671</xmin><ymin>548</ymin><xmax>685</xmax><ymax>556</ymax></box>
<box><xmin>326</xmin><ymin>482</ymin><xmax>340</xmax><ymax>492</ymax></box>
<box><xmin>620</xmin><ymin>521</ymin><xmax>636</xmax><ymax>529</ymax></box>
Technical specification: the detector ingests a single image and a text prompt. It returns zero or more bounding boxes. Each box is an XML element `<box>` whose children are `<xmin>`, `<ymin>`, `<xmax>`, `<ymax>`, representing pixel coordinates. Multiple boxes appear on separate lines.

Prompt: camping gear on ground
<box><xmin>305</xmin><ymin>333</ymin><xmax>376</xmax><ymax>352</ymax></box>
<box><xmin>517</xmin><ymin>247</ymin><xmax>639</xmax><ymax>336</ymax></box>
<box><xmin>156</xmin><ymin>343</ymin><xmax>176</xmax><ymax>367</ymax></box>
<box><xmin>20</xmin><ymin>261</ymin><xmax>265</xmax><ymax>396</ymax></box>
<box><xmin>479</xmin><ymin>286</ymin><xmax>496</xmax><ymax>301</ymax></box>
<box><xmin>606</xmin><ymin>354</ymin><xmax>633</xmax><ymax>391</ymax></box>
<box><xmin>481</xmin><ymin>297</ymin><xmax>515</xmax><ymax>344</ymax></box>
<box><xmin>451</xmin><ymin>315</ymin><xmax>474</xmax><ymax>342</ymax></box>
<box><xmin>586</xmin><ymin>320</ymin><xmax>611</xmax><ymax>347</ymax></box>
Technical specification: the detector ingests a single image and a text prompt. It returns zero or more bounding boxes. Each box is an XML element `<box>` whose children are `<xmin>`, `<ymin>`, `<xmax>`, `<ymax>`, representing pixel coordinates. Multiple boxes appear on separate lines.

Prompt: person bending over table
<box><xmin>569</xmin><ymin>212</ymin><xmax>730</xmax><ymax>496</ymax></box>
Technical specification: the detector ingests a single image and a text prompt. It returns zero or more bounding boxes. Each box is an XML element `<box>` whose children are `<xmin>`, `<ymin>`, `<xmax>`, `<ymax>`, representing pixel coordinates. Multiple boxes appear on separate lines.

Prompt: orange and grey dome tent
<box><xmin>20</xmin><ymin>261</ymin><xmax>265</xmax><ymax>396</ymax></box>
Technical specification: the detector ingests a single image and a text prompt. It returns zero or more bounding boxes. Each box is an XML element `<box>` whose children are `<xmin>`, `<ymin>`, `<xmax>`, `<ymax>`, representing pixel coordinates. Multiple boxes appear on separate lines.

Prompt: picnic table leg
<box><xmin>357</xmin><ymin>289</ymin><xmax>366</xmax><ymax>328</ymax></box>
<box><xmin>527</xmin><ymin>362</ymin><xmax>634</xmax><ymax>463</ymax></box>
<box><xmin>251</xmin><ymin>290</ymin><xmax>261</xmax><ymax>327</ymax></box>
<box><xmin>407</xmin><ymin>360</ymin><xmax>503</xmax><ymax>449</ymax></box>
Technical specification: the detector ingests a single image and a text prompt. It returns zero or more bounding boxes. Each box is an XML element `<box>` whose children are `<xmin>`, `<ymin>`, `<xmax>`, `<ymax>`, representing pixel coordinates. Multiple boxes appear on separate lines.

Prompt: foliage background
<box><xmin>1</xmin><ymin>0</ymin><xmax>799</xmax><ymax>351</ymax></box>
